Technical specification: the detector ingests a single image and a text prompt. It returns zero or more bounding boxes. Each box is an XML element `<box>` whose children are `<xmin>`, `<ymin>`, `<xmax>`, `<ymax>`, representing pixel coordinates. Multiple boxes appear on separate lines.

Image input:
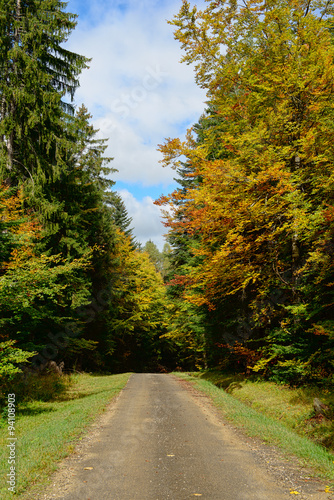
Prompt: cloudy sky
<box><xmin>65</xmin><ymin>0</ymin><xmax>207</xmax><ymax>249</ymax></box>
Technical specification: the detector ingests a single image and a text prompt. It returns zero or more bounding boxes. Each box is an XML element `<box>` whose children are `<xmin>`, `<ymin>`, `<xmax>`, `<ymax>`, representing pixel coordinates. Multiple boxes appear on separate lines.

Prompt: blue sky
<box><xmin>65</xmin><ymin>0</ymin><xmax>207</xmax><ymax>249</ymax></box>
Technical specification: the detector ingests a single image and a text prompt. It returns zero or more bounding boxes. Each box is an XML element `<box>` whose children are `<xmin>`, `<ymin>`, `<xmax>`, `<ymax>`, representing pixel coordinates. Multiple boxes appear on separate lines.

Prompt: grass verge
<box><xmin>198</xmin><ymin>371</ymin><xmax>334</xmax><ymax>450</ymax></box>
<box><xmin>174</xmin><ymin>372</ymin><xmax>334</xmax><ymax>483</ymax></box>
<box><xmin>0</xmin><ymin>372</ymin><xmax>131</xmax><ymax>499</ymax></box>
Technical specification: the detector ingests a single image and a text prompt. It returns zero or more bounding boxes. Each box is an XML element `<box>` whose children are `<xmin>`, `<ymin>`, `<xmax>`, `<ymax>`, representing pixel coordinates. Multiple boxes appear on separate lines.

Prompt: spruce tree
<box><xmin>0</xmin><ymin>2</ymin><xmax>118</xmax><ymax>369</ymax></box>
<box><xmin>39</xmin><ymin>105</ymin><xmax>116</xmax><ymax>259</ymax></box>
<box><xmin>107</xmin><ymin>191</ymin><xmax>137</xmax><ymax>248</ymax></box>
<box><xmin>0</xmin><ymin>0</ymin><xmax>89</xmax><ymax>184</ymax></box>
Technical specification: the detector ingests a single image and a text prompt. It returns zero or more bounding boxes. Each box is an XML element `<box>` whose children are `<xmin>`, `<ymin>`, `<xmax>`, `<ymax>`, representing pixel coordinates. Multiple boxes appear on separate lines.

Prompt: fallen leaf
<box><xmin>84</xmin><ymin>467</ymin><xmax>94</xmax><ymax>470</ymax></box>
<box><xmin>193</xmin><ymin>495</ymin><xmax>202</xmax><ymax>497</ymax></box>
<box><xmin>290</xmin><ymin>491</ymin><xmax>300</xmax><ymax>495</ymax></box>
<box><xmin>167</xmin><ymin>454</ymin><xmax>175</xmax><ymax>457</ymax></box>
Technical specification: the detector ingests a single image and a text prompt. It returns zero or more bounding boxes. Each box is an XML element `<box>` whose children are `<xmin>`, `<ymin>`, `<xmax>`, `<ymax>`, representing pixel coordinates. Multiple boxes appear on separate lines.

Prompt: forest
<box><xmin>1</xmin><ymin>0</ymin><xmax>334</xmax><ymax>390</ymax></box>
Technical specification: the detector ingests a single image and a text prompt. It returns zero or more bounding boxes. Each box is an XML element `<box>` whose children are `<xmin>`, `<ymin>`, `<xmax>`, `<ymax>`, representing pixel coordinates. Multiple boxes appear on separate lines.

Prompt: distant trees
<box><xmin>142</xmin><ymin>240</ymin><xmax>171</xmax><ymax>278</ymax></box>
<box><xmin>105</xmin><ymin>233</ymin><xmax>170</xmax><ymax>372</ymax></box>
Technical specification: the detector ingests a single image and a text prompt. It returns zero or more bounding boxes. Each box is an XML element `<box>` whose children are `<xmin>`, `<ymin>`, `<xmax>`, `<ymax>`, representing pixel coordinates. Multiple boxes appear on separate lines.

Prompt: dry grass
<box><xmin>195</xmin><ymin>371</ymin><xmax>334</xmax><ymax>451</ymax></box>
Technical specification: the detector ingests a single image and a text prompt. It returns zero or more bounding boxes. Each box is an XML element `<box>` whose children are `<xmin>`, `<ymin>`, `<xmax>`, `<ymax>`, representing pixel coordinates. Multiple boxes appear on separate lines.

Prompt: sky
<box><xmin>65</xmin><ymin>0</ymin><xmax>207</xmax><ymax>249</ymax></box>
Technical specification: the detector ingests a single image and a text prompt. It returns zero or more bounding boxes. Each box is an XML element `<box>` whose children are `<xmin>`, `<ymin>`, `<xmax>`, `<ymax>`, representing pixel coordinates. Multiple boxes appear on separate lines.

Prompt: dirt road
<box><xmin>40</xmin><ymin>374</ymin><xmax>330</xmax><ymax>500</ymax></box>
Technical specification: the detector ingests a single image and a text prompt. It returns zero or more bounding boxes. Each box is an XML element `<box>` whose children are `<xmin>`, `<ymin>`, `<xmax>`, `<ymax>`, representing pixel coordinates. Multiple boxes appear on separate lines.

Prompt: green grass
<box><xmin>198</xmin><ymin>371</ymin><xmax>334</xmax><ymax>450</ymax></box>
<box><xmin>175</xmin><ymin>372</ymin><xmax>334</xmax><ymax>482</ymax></box>
<box><xmin>0</xmin><ymin>372</ymin><xmax>131</xmax><ymax>499</ymax></box>
<box><xmin>2</xmin><ymin>370</ymin><xmax>333</xmax><ymax>497</ymax></box>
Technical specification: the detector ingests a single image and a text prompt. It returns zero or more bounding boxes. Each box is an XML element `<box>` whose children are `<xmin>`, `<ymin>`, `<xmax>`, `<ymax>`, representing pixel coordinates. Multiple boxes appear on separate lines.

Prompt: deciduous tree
<box><xmin>158</xmin><ymin>0</ymin><xmax>334</xmax><ymax>382</ymax></box>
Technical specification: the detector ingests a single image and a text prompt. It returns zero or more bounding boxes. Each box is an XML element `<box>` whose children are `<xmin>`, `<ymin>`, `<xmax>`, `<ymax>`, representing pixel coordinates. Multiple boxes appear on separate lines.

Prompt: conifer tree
<box><xmin>0</xmin><ymin>0</ymin><xmax>89</xmax><ymax>183</ymax></box>
<box><xmin>0</xmin><ymin>2</ymin><xmax>119</xmax><ymax>370</ymax></box>
<box><xmin>39</xmin><ymin>105</ymin><xmax>116</xmax><ymax>259</ymax></box>
<box><xmin>107</xmin><ymin>191</ymin><xmax>137</xmax><ymax>248</ymax></box>
<box><xmin>0</xmin><ymin>185</ymin><xmax>91</xmax><ymax>356</ymax></box>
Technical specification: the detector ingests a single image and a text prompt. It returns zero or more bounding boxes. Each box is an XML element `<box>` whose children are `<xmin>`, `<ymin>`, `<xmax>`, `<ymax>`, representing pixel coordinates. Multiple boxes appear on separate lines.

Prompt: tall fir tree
<box><xmin>0</xmin><ymin>2</ymin><xmax>120</xmax><ymax>370</ymax></box>
<box><xmin>0</xmin><ymin>0</ymin><xmax>89</xmax><ymax>184</ymax></box>
<box><xmin>107</xmin><ymin>191</ymin><xmax>137</xmax><ymax>248</ymax></box>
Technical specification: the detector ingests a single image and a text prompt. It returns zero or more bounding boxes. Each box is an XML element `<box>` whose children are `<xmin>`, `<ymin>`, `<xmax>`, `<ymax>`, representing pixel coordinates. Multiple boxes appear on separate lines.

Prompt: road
<box><xmin>40</xmin><ymin>373</ymin><xmax>329</xmax><ymax>500</ymax></box>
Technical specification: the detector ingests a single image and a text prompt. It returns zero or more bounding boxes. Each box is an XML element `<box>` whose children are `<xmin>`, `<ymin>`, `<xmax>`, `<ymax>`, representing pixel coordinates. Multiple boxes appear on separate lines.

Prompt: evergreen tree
<box><xmin>0</xmin><ymin>185</ymin><xmax>91</xmax><ymax>356</ymax></box>
<box><xmin>107</xmin><ymin>191</ymin><xmax>137</xmax><ymax>247</ymax></box>
<box><xmin>0</xmin><ymin>0</ymin><xmax>89</xmax><ymax>183</ymax></box>
<box><xmin>36</xmin><ymin>106</ymin><xmax>120</xmax><ymax>369</ymax></box>
<box><xmin>0</xmin><ymin>2</ymin><xmax>119</xmax><ymax>370</ymax></box>
<box><xmin>39</xmin><ymin>105</ymin><xmax>116</xmax><ymax>259</ymax></box>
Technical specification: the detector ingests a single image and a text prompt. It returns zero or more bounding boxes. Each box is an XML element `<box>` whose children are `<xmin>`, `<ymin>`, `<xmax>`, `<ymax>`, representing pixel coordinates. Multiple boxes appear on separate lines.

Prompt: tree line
<box><xmin>0</xmin><ymin>0</ymin><xmax>177</xmax><ymax>380</ymax></box>
<box><xmin>157</xmin><ymin>0</ymin><xmax>334</xmax><ymax>384</ymax></box>
<box><xmin>1</xmin><ymin>0</ymin><xmax>334</xmax><ymax>386</ymax></box>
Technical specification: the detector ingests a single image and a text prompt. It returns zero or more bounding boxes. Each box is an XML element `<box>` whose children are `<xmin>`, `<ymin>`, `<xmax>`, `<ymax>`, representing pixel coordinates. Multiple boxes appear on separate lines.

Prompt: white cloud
<box><xmin>65</xmin><ymin>0</ymin><xmax>206</xmax><ymax>245</ymax></box>
<box><xmin>94</xmin><ymin>117</ymin><xmax>174</xmax><ymax>185</ymax></box>
<box><xmin>117</xmin><ymin>189</ymin><xmax>167</xmax><ymax>250</ymax></box>
<box><xmin>67</xmin><ymin>0</ymin><xmax>206</xmax><ymax>185</ymax></box>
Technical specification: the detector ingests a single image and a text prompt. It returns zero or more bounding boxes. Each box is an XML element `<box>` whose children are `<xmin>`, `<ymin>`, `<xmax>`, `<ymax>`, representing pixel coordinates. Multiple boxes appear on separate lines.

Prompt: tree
<box><xmin>38</xmin><ymin>105</ymin><xmax>116</xmax><ymax>259</ymax></box>
<box><xmin>0</xmin><ymin>184</ymin><xmax>91</xmax><ymax>356</ymax></box>
<box><xmin>142</xmin><ymin>240</ymin><xmax>172</xmax><ymax>280</ymax></box>
<box><xmin>35</xmin><ymin>105</ymin><xmax>121</xmax><ymax>370</ymax></box>
<box><xmin>0</xmin><ymin>184</ymin><xmax>35</xmax><ymax>266</ymax></box>
<box><xmin>107</xmin><ymin>191</ymin><xmax>137</xmax><ymax>247</ymax></box>
<box><xmin>0</xmin><ymin>0</ymin><xmax>89</xmax><ymax>183</ymax></box>
<box><xmin>106</xmin><ymin>232</ymin><xmax>170</xmax><ymax>372</ymax></box>
<box><xmin>143</xmin><ymin>240</ymin><xmax>163</xmax><ymax>271</ymax></box>
<box><xmin>0</xmin><ymin>0</ymin><xmax>121</xmax><ymax>371</ymax></box>
<box><xmin>157</xmin><ymin>0</ymin><xmax>334</xmax><ymax>382</ymax></box>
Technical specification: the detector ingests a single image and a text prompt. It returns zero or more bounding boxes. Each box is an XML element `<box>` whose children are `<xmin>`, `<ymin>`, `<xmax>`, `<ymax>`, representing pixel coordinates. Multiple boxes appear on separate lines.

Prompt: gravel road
<box><xmin>35</xmin><ymin>373</ymin><xmax>331</xmax><ymax>500</ymax></box>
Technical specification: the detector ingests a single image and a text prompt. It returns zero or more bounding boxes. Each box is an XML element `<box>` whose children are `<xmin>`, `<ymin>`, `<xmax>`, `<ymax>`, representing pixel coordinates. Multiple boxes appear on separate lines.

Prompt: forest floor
<box><xmin>17</xmin><ymin>373</ymin><xmax>333</xmax><ymax>500</ymax></box>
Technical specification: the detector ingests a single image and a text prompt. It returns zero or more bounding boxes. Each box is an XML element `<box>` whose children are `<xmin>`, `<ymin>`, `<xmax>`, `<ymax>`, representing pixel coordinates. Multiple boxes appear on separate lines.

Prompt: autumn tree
<box><xmin>105</xmin><ymin>232</ymin><xmax>172</xmax><ymax>372</ymax></box>
<box><xmin>0</xmin><ymin>185</ymin><xmax>91</xmax><ymax>362</ymax></box>
<box><xmin>157</xmin><ymin>0</ymin><xmax>334</xmax><ymax>382</ymax></box>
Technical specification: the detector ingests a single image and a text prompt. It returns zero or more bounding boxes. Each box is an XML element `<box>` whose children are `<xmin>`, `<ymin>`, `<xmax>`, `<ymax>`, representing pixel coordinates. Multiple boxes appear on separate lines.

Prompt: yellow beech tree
<box><xmin>106</xmin><ymin>232</ymin><xmax>170</xmax><ymax>371</ymax></box>
<box><xmin>158</xmin><ymin>0</ymin><xmax>334</xmax><ymax>382</ymax></box>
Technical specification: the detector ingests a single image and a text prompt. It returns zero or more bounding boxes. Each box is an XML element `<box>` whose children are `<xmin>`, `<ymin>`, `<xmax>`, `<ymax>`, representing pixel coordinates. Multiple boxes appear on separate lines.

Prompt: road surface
<box><xmin>39</xmin><ymin>373</ymin><xmax>330</xmax><ymax>500</ymax></box>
